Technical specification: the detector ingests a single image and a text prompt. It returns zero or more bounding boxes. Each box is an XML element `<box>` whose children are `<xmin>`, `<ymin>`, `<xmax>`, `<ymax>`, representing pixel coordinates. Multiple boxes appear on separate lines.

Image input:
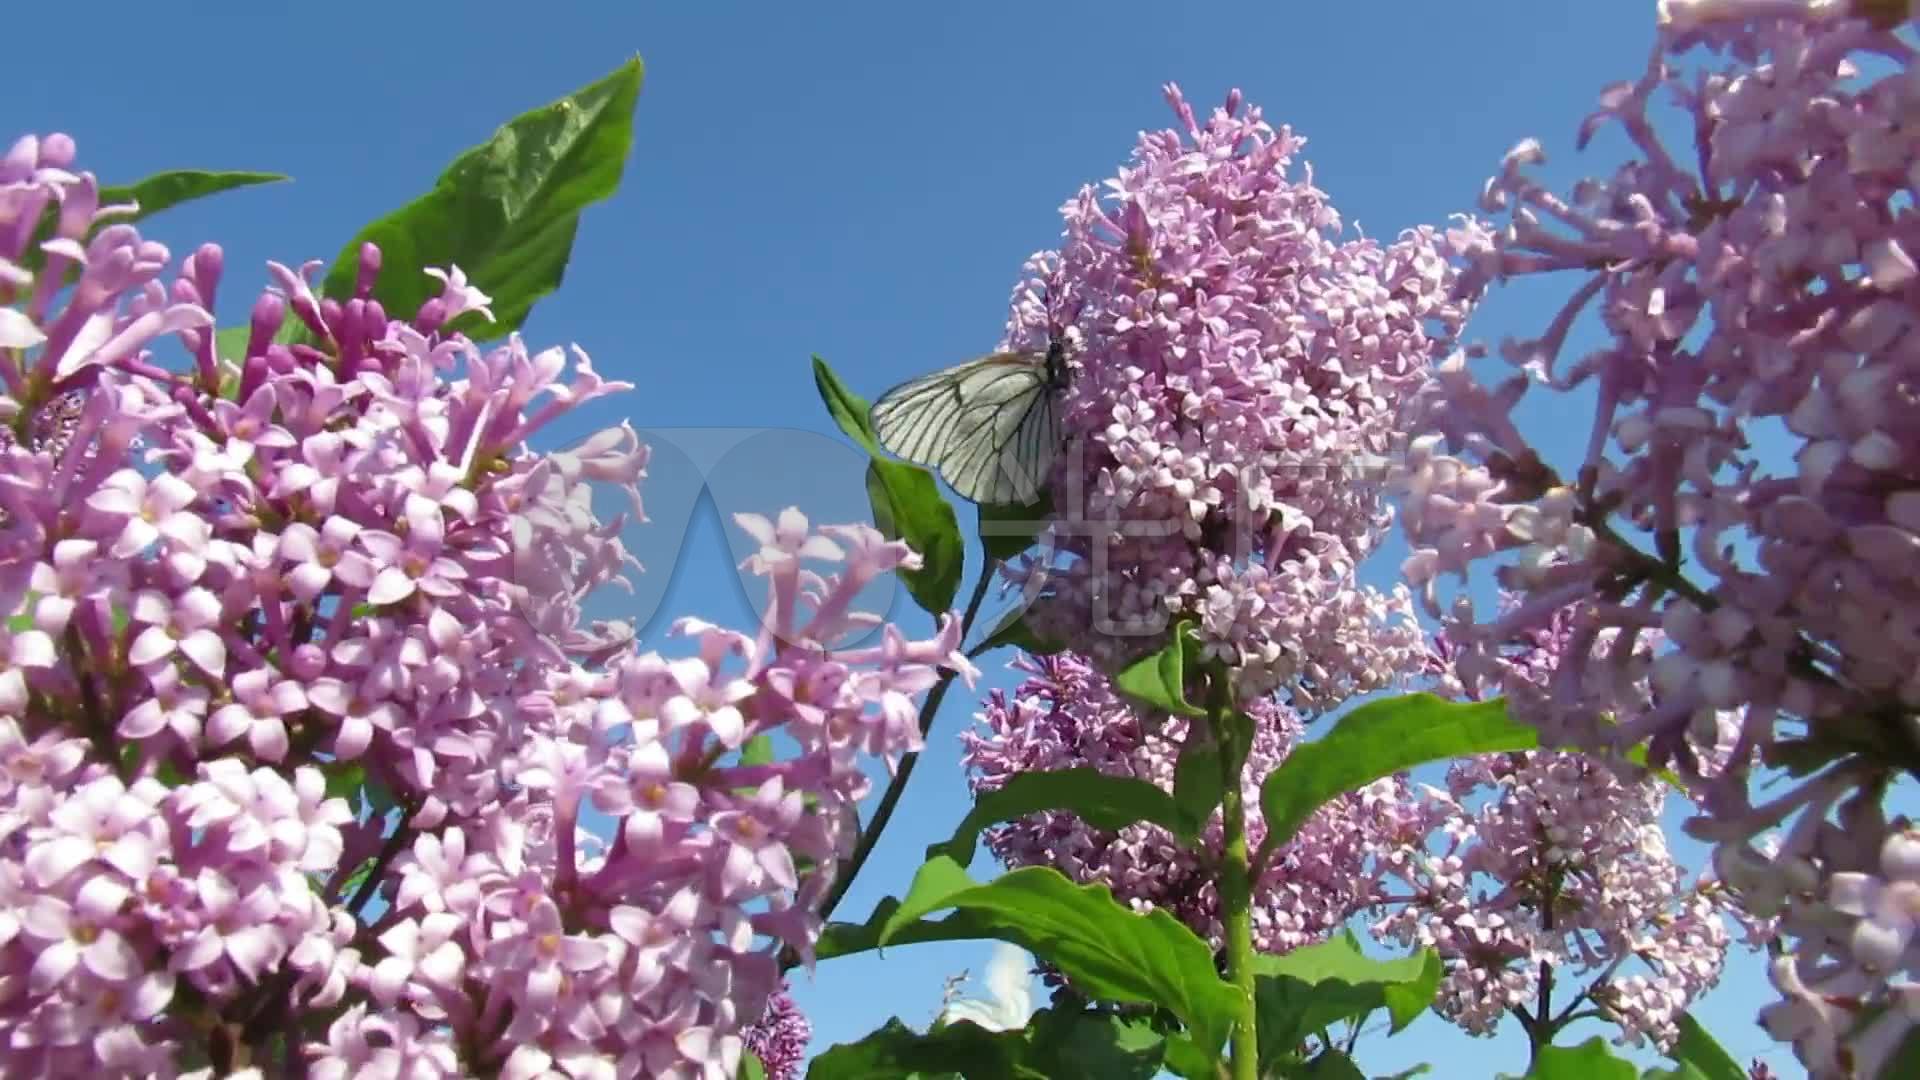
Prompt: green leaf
<box><xmin>316</xmin><ymin>57</ymin><xmax>643</xmax><ymax>341</ymax></box>
<box><xmin>1249</xmin><ymin>931</ymin><xmax>1440</xmax><ymax>1073</ymax></box>
<box><xmin>22</xmin><ymin>170</ymin><xmax>287</xmax><ymax>278</ymax></box>
<box><xmin>966</xmin><ymin>605</ymin><xmax>1062</xmax><ymax>660</ymax></box>
<box><xmin>813</xmin><ymin>356</ymin><xmax>879</xmax><ymax>454</ymax></box>
<box><xmin>814</xmin><ymin>355</ymin><xmax>963</xmax><ymax>614</ymax></box>
<box><xmin>1301</xmin><ymin>1049</ymin><xmax>1369</xmax><ymax>1080</ymax></box>
<box><xmin>213</xmin><ymin>314</ymin><xmax>316</xmax><ymax>369</ymax></box>
<box><xmin>214</xmin><ymin>326</ymin><xmax>250</xmax><ymax>366</ymax></box>
<box><xmin>806</xmin><ymin>1018</ymin><xmax>1041</xmax><ymax>1080</ymax></box>
<box><xmin>1375</xmin><ymin>1066</ymin><xmax>1434</xmax><ymax>1079</ymax></box>
<box><xmin>1621</xmin><ymin>743</ymin><xmax>1689</xmax><ymax>795</ymax></box>
<box><xmin>1648</xmin><ymin>1014</ymin><xmax>1745</xmax><ymax>1080</ymax></box>
<box><xmin>828</xmin><ymin>860</ymin><xmax>1241</xmax><ymax>1059</ymax></box>
<box><xmin>1504</xmin><ymin>1038</ymin><xmax>1637</xmax><ymax>1080</ymax></box>
<box><xmin>101</xmin><ymin>170</ymin><xmax>288</xmax><ymax>225</ymax></box>
<box><xmin>740</xmin><ymin>734</ymin><xmax>775</xmax><ymax>768</ymax></box>
<box><xmin>1159</xmin><ymin>1034</ymin><xmax>1221</xmax><ymax>1079</ymax></box>
<box><xmin>323</xmin><ymin>762</ymin><xmax>367</xmax><ymax>803</ymax></box>
<box><xmin>928</xmin><ymin>767</ymin><xmax>1192</xmax><ymax>868</ymax></box>
<box><xmin>1879</xmin><ymin>1027</ymin><xmax>1920</xmax><ymax>1080</ymax></box>
<box><xmin>1113</xmin><ymin>621</ymin><xmax>1206</xmax><ymax>719</ymax></box>
<box><xmin>866</xmin><ymin>459</ymin><xmax>963</xmax><ymax>615</ymax></box>
<box><xmin>1025</xmin><ymin>1008</ymin><xmax>1166</xmax><ymax>1080</ymax></box>
<box><xmin>1256</xmin><ymin>694</ymin><xmax>1536</xmax><ymax>866</ymax></box>
<box><xmin>738</xmin><ymin>1051</ymin><xmax>768</xmax><ymax>1080</ymax></box>
<box><xmin>979</xmin><ymin>496</ymin><xmax>1050</xmax><ymax>562</ymax></box>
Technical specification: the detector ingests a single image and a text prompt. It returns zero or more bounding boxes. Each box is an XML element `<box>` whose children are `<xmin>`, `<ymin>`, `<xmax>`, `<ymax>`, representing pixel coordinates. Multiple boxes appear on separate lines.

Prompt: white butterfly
<box><xmin>936</xmin><ymin>943</ymin><xmax>1036</xmax><ymax>1033</ymax></box>
<box><xmin>869</xmin><ymin>337</ymin><xmax>1067</xmax><ymax>506</ymax></box>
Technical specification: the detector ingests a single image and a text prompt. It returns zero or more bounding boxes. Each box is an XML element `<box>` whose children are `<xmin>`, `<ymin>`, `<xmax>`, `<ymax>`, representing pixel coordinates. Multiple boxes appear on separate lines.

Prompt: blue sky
<box><xmin>7</xmin><ymin>2</ymin><xmax>1798</xmax><ymax>1075</ymax></box>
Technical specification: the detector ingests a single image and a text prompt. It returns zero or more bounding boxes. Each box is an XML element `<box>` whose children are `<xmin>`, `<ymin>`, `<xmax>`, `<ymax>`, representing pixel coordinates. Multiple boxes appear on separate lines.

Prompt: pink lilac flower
<box><xmin>741</xmin><ymin>985</ymin><xmax>811</xmax><ymax>1080</ymax></box>
<box><xmin>1</xmin><ymin>131</ymin><xmax>960</xmax><ymax>1074</ymax></box>
<box><xmin>1396</xmin><ymin>4</ymin><xmax>1920</xmax><ymax>1072</ymax></box>
<box><xmin>1000</xmin><ymin>85</ymin><xmax>1469</xmax><ymax>709</ymax></box>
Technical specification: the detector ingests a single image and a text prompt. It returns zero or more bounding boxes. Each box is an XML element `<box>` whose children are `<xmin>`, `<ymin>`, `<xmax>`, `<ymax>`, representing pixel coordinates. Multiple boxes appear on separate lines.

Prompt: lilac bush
<box><xmin>963</xmin><ymin>639</ymin><xmax>1758</xmax><ymax>1054</ymax></box>
<box><xmin>999</xmin><ymin>85</ymin><xmax>1470</xmax><ymax>709</ymax></box>
<box><xmin>1399</xmin><ymin>2</ymin><xmax>1920</xmax><ymax>1072</ymax></box>
<box><xmin>0</xmin><ymin>133</ymin><xmax>963</xmax><ymax>1076</ymax></box>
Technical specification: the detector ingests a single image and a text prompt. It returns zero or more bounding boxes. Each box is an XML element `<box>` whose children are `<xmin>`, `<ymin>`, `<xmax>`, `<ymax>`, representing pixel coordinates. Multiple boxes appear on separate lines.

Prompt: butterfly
<box><xmin>869</xmin><ymin>335</ymin><xmax>1069</xmax><ymax>506</ymax></box>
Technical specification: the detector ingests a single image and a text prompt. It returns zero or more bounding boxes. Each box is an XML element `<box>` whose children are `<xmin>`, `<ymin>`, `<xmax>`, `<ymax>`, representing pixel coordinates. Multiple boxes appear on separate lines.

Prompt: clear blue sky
<box><xmin>7</xmin><ymin>2</ymin><xmax>1797</xmax><ymax>1075</ymax></box>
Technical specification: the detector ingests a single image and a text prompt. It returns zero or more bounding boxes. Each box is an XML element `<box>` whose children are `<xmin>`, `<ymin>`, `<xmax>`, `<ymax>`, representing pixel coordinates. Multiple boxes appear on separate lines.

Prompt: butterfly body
<box><xmin>870</xmin><ymin>337</ymin><xmax>1068</xmax><ymax>506</ymax></box>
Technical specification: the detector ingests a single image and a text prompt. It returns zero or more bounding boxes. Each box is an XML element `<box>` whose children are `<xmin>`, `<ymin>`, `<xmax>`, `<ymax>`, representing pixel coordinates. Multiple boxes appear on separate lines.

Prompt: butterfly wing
<box><xmin>872</xmin><ymin>352</ymin><xmax>1059</xmax><ymax>505</ymax></box>
<box><xmin>938</xmin><ymin>368</ymin><xmax>1058</xmax><ymax>505</ymax></box>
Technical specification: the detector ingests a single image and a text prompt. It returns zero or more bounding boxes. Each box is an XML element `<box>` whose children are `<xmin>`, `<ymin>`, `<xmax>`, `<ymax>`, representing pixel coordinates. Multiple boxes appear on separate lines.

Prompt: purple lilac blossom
<box><xmin>1395</xmin><ymin>3</ymin><xmax>1920</xmax><ymax>1072</ymax></box>
<box><xmin>0</xmin><ymin>132</ymin><xmax>968</xmax><ymax>1076</ymax></box>
<box><xmin>740</xmin><ymin>986</ymin><xmax>810</xmax><ymax>1080</ymax></box>
<box><xmin>997</xmin><ymin>85</ymin><xmax>1470</xmax><ymax>712</ymax></box>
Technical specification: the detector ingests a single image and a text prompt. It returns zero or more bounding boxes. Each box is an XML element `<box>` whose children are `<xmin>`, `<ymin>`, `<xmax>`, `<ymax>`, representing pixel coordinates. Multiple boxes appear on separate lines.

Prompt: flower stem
<box><xmin>1210</xmin><ymin>671</ymin><xmax>1260</xmax><ymax>1080</ymax></box>
<box><xmin>809</xmin><ymin>565</ymin><xmax>995</xmax><ymax>928</ymax></box>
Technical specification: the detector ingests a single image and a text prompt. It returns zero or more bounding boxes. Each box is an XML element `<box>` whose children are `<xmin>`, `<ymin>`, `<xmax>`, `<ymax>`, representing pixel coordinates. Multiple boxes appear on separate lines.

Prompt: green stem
<box><xmin>1210</xmin><ymin>671</ymin><xmax>1259</xmax><ymax>1080</ymax></box>
<box><xmin>808</xmin><ymin>565</ymin><xmax>996</xmax><ymax>930</ymax></box>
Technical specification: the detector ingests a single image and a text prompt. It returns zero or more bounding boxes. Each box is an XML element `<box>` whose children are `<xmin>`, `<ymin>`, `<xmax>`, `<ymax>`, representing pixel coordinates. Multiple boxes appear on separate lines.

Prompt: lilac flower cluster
<box><xmin>1371</xmin><ymin>747</ymin><xmax>1741</xmax><ymax>1050</ymax></box>
<box><xmin>1002</xmin><ymin>85</ymin><xmax>1471</xmax><ymax>709</ymax></box>
<box><xmin>741</xmin><ymin>986</ymin><xmax>810</xmax><ymax>1080</ymax></box>
<box><xmin>961</xmin><ymin>652</ymin><xmax>1408</xmax><ymax>956</ymax></box>
<box><xmin>1396</xmin><ymin>4</ymin><xmax>1920</xmax><ymax>1072</ymax></box>
<box><xmin>0</xmin><ymin>133</ymin><xmax>960</xmax><ymax>1075</ymax></box>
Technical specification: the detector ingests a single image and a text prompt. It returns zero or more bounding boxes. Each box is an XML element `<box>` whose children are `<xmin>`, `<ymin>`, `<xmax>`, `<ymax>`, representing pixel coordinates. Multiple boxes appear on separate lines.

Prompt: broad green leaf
<box><xmin>740</xmin><ymin>735</ymin><xmax>775</xmax><ymax>767</ymax></box>
<box><xmin>316</xmin><ymin>57</ymin><xmax>643</xmax><ymax>340</ymax></box>
<box><xmin>979</xmin><ymin>496</ymin><xmax>1050</xmax><ymax>562</ymax></box>
<box><xmin>22</xmin><ymin>169</ymin><xmax>287</xmax><ymax>277</ymax></box>
<box><xmin>966</xmin><ymin>606</ymin><xmax>1061</xmax><ymax>660</ymax></box>
<box><xmin>1256</xmin><ymin>694</ymin><xmax>1535</xmax><ymax>866</ymax></box>
<box><xmin>813</xmin><ymin>356</ymin><xmax>879</xmax><ymax>454</ymax></box>
<box><xmin>738</xmin><ymin>1051</ymin><xmax>768</xmax><ymax>1080</ymax></box>
<box><xmin>838</xmin><ymin>859</ymin><xmax>1240</xmax><ymax>1059</ymax></box>
<box><xmin>1250</xmin><ymin>931</ymin><xmax>1440</xmax><ymax>1073</ymax></box>
<box><xmin>866</xmin><ymin>459</ymin><xmax>963</xmax><ymax>614</ymax></box>
<box><xmin>1025</xmin><ymin>1008</ymin><xmax>1166</xmax><ymax>1080</ymax></box>
<box><xmin>1505</xmin><ymin>1038</ymin><xmax>1637</xmax><ymax>1080</ymax></box>
<box><xmin>928</xmin><ymin>767</ymin><xmax>1191</xmax><ymax>868</ymax></box>
<box><xmin>806</xmin><ymin>1018</ymin><xmax>1038</xmax><ymax>1080</ymax></box>
<box><xmin>1113</xmin><ymin>621</ymin><xmax>1206</xmax><ymax>718</ymax></box>
<box><xmin>1158</xmin><ymin>1034</ymin><xmax>1220</xmax><ymax>1079</ymax></box>
<box><xmin>1649</xmin><ymin>1013</ymin><xmax>1745</xmax><ymax>1080</ymax></box>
